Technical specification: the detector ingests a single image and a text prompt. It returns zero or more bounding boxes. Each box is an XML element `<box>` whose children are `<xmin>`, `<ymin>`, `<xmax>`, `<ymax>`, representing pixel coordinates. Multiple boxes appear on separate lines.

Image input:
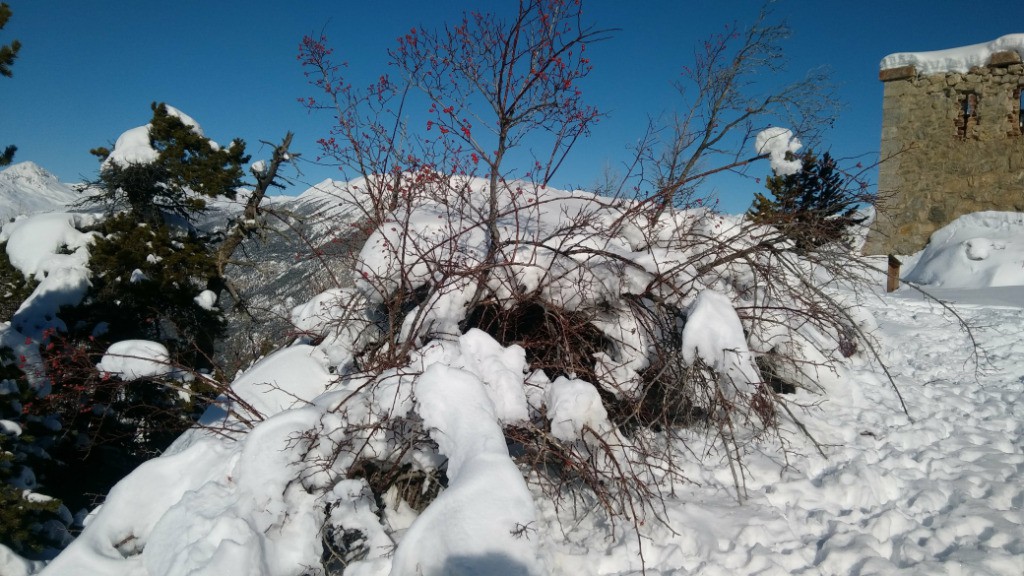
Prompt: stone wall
<box><xmin>864</xmin><ymin>51</ymin><xmax>1024</xmax><ymax>255</ymax></box>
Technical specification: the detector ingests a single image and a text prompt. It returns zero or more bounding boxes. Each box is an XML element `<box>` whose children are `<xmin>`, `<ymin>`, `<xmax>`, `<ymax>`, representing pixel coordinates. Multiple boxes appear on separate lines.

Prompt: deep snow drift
<box><xmin>902</xmin><ymin>211</ymin><xmax>1024</xmax><ymax>308</ymax></box>
<box><xmin>903</xmin><ymin>211</ymin><xmax>1024</xmax><ymax>288</ymax></box>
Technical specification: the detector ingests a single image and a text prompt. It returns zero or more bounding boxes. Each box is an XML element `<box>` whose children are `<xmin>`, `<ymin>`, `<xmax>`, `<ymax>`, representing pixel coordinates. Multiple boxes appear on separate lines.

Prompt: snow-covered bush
<box><xmin>247</xmin><ymin>4</ymin><xmax>889</xmax><ymax>572</ymax></box>
<box><xmin>288</xmin><ymin>170</ymin><xmax>884</xmax><ymax>528</ymax></box>
<box><xmin>30</xmin><ymin>5</ymin><xmax>895</xmax><ymax>575</ymax></box>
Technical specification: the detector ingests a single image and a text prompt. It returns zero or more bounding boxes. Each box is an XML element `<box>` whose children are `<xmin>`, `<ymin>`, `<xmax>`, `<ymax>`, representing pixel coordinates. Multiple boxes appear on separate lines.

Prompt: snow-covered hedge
<box><xmin>31</xmin><ymin>172</ymin><xmax>887</xmax><ymax>575</ymax></box>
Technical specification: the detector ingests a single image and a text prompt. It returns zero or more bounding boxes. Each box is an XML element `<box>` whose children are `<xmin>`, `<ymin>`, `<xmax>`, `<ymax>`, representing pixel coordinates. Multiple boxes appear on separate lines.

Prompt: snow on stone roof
<box><xmin>880</xmin><ymin>33</ymin><xmax>1024</xmax><ymax>75</ymax></box>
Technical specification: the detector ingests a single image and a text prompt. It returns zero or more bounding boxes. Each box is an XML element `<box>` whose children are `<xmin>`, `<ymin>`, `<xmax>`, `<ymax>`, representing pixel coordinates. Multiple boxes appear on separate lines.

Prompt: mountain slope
<box><xmin>0</xmin><ymin>162</ymin><xmax>82</xmax><ymax>224</ymax></box>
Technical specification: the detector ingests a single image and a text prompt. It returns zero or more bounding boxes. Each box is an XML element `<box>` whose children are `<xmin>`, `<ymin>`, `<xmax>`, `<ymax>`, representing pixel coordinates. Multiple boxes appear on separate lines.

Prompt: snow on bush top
<box><xmin>104</xmin><ymin>105</ymin><xmax>214</xmax><ymax>169</ymax></box>
<box><xmin>1</xmin><ymin>212</ymin><xmax>100</xmax><ymax>337</ymax></box>
<box><xmin>0</xmin><ymin>212</ymin><xmax>95</xmax><ymax>279</ymax></box>
<box><xmin>681</xmin><ymin>290</ymin><xmax>760</xmax><ymax>399</ymax></box>
<box><xmin>881</xmin><ymin>33</ymin><xmax>1024</xmax><ymax>75</ymax></box>
<box><xmin>904</xmin><ymin>211</ymin><xmax>1024</xmax><ymax>289</ymax></box>
<box><xmin>96</xmin><ymin>340</ymin><xmax>175</xmax><ymax>380</ymax></box>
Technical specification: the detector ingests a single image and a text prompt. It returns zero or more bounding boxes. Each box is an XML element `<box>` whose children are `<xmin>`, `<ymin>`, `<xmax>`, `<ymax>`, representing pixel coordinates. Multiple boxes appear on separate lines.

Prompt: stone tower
<box><xmin>864</xmin><ymin>36</ymin><xmax>1024</xmax><ymax>255</ymax></box>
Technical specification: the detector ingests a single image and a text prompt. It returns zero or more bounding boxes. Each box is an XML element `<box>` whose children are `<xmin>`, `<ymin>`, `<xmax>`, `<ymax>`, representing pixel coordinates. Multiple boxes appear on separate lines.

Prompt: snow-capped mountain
<box><xmin>0</xmin><ymin>161</ymin><xmax>365</xmax><ymax>373</ymax></box>
<box><xmin>0</xmin><ymin>161</ymin><xmax>83</xmax><ymax>224</ymax></box>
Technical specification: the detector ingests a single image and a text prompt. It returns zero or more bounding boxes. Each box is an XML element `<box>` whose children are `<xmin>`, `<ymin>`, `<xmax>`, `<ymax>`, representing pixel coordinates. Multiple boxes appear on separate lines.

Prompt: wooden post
<box><xmin>886</xmin><ymin>254</ymin><xmax>902</xmax><ymax>293</ymax></box>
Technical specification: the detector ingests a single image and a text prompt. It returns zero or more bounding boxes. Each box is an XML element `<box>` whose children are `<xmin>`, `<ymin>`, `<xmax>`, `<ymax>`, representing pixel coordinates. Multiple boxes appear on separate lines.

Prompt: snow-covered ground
<box><xmin>538</xmin><ymin>288</ymin><xmax>1022</xmax><ymax>575</ymax></box>
<box><xmin>1</xmin><ymin>158</ymin><xmax>1021</xmax><ymax>575</ymax></box>
<box><xmin>17</xmin><ymin>260</ymin><xmax>1021</xmax><ymax>576</ymax></box>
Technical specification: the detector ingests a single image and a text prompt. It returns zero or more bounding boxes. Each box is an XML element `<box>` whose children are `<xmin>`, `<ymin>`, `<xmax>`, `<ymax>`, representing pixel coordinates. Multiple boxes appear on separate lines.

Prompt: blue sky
<box><xmin>3</xmin><ymin>1</ymin><xmax>1019</xmax><ymax>213</ymax></box>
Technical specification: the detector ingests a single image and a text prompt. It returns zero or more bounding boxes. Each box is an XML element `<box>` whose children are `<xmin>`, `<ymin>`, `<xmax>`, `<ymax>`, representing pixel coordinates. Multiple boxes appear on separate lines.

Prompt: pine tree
<box><xmin>44</xmin><ymin>221</ymin><xmax>219</xmax><ymax>462</ymax></box>
<box><xmin>33</xmin><ymin>106</ymin><xmax>247</xmax><ymax>511</ymax></box>
<box><xmin>0</xmin><ymin>3</ymin><xmax>17</xmax><ymax>78</ymax></box>
<box><xmin>89</xmin><ymin>103</ymin><xmax>249</xmax><ymax>224</ymax></box>
<box><xmin>1</xmin><ymin>2</ymin><xmax>21</xmax><ymax>167</ymax></box>
<box><xmin>748</xmin><ymin>150</ymin><xmax>865</xmax><ymax>252</ymax></box>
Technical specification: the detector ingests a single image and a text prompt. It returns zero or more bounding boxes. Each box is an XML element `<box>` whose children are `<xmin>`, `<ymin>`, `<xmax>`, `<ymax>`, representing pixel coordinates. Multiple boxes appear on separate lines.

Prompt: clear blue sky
<box><xmin>3</xmin><ymin>1</ymin><xmax>1019</xmax><ymax>213</ymax></box>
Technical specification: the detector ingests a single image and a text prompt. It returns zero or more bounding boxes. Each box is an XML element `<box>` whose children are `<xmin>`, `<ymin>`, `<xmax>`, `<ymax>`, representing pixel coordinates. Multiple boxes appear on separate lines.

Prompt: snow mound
<box><xmin>545</xmin><ymin>376</ymin><xmax>611</xmax><ymax>441</ymax></box>
<box><xmin>681</xmin><ymin>289</ymin><xmax>760</xmax><ymax>399</ymax></box>
<box><xmin>41</xmin><ymin>345</ymin><xmax>336</xmax><ymax>576</ymax></box>
<box><xmin>209</xmin><ymin>345</ymin><xmax>334</xmax><ymax>421</ymax></box>
<box><xmin>904</xmin><ymin>211</ymin><xmax>1024</xmax><ymax>289</ymax></box>
<box><xmin>193</xmin><ymin>289</ymin><xmax>218</xmax><ymax>310</ymax></box>
<box><xmin>97</xmin><ymin>340</ymin><xmax>175</xmax><ymax>380</ymax></box>
<box><xmin>391</xmin><ymin>362</ymin><xmax>540</xmax><ymax>576</ymax></box>
<box><xmin>0</xmin><ymin>212</ymin><xmax>100</xmax><ymax>337</ymax></box>
<box><xmin>881</xmin><ymin>33</ymin><xmax>1024</xmax><ymax>75</ymax></box>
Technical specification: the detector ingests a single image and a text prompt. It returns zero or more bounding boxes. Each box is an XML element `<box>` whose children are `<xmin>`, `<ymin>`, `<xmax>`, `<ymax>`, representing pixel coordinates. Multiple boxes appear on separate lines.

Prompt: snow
<box><xmin>200</xmin><ymin>344</ymin><xmax>334</xmax><ymax>424</ymax></box>
<box><xmin>1</xmin><ymin>213</ymin><xmax>95</xmax><ymax>280</ymax></box>
<box><xmin>104</xmin><ymin>105</ymin><xmax>212</xmax><ymax>169</ymax></box>
<box><xmin>0</xmin><ymin>212</ymin><xmax>99</xmax><ymax>337</ymax></box>
<box><xmin>250</xmin><ymin>160</ymin><xmax>268</xmax><ymax>176</ymax></box>
<box><xmin>881</xmin><ymin>33</ymin><xmax>1024</xmax><ymax>75</ymax></box>
<box><xmin>391</xmin><ymin>362</ymin><xmax>541</xmax><ymax>576</ymax></box>
<box><xmin>96</xmin><ymin>340</ymin><xmax>175</xmax><ymax>380</ymax></box>
<box><xmin>0</xmin><ymin>418</ymin><xmax>22</xmax><ymax>436</ymax></box>
<box><xmin>105</xmin><ymin>125</ymin><xmax>158</xmax><ymax>167</ymax></box>
<box><xmin>40</xmin><ymin>347</ymin><xmax>335</xmax><ymax>576</ymax></box>
<box><xmin>0</xmin><ymin>546</ymin><xmax>43</xmax><ymax>576</ymax></box>
<box><xmin>0</xmin><ymin>162</ymin><xmax>80</xmax><ymax>223</ymax></box>
<box><xmin>903</xmin><ymin>211</ymin><xmax>1024</xmax><ymax>289</ymax></box>
<box><xmin>49</xmin><ymin>305</ymin><xmax>1016</xmax><ymax>576</ymax></box>
<box><xmin>681</xmin><ymin>289</ymin><xmax>760</xmax><ymax>399</ymax></box>
<box><xmin>544</xmin><ymin>376</ymin><xmax>611</xmax><ymax>441</ymax></box>
<box><xmin>193</xmin><ymin>289</ymin><xmax>218</xmax><ymax>310</ymax></box>
<box><xmin>755</xmin><ymin>127</ymin><xmax>802</xmax><ymax>175</ymax></box>
<box><xmin>6</xmin><ymin>171</ymin><xmax>1024</xmax><ymax>575</ymax></box>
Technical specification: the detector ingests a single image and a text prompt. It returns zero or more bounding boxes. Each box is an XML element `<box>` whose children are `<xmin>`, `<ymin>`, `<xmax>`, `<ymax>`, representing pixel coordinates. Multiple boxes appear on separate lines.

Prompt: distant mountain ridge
<box><xmin>0</xmin><ymin>161</ymin><xmax>364</xmax><ymax>371</ymax></box>
<box><xmin>0</xmin><ymin>161</ymin><xmax>83</xmax><ymax>224</ymax></box>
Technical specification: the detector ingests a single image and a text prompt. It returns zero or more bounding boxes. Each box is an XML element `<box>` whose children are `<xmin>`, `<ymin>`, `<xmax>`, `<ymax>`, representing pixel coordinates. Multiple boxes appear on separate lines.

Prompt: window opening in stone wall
<box><xmin>955</xmin><ymin>92</ymin><xmax>978</xmax><ymax>139</ymax></box>
<box><xmin>1018</xmin><ymin>88</ymin><xmax>1023</xmax><ymax>134</ymax></box>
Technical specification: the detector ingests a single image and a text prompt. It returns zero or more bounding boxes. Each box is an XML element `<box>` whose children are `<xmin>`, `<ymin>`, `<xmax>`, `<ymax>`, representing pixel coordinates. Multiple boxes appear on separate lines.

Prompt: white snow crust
<box><xmin>881</xmin><ymin>33</ymin><xmax>1024</xmax><ymax>75</ymax></box>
